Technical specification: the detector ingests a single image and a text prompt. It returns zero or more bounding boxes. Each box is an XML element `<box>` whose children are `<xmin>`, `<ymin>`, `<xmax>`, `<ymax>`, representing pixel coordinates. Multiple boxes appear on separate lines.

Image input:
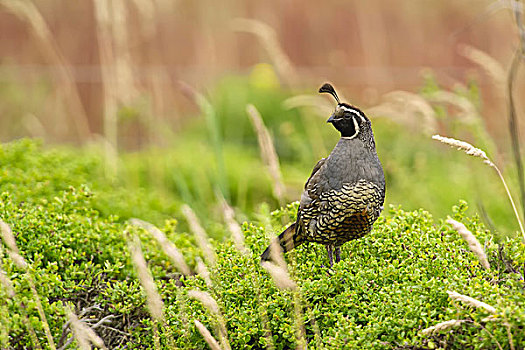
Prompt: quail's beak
<box><xmin>327</xmin><ymin>114</ymin><xmax>335</xmax><ymax>123</ymax></box>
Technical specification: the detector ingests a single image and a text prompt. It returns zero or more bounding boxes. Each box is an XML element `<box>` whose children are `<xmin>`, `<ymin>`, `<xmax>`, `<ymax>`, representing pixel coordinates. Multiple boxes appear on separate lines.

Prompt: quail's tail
<box><xmin>261</xmin><ymin>223</ymin><xmax>304</xmax><ymax>262</ymax></box>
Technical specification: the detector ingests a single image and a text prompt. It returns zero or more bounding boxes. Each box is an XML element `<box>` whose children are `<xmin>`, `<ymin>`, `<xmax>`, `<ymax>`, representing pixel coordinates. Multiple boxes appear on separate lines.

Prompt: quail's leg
<box><xmin>335</xmin><ymin>247</ymin><xmax>341</xmax><ymax>263</ymax></box>
<box><xmin>326</xmin><ymin>245</ymin><xmax>334</xmax><ymax>267</ymax></box>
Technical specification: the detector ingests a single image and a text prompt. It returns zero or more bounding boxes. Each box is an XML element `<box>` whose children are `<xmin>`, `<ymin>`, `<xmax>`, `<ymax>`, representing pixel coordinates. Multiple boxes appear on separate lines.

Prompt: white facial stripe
<box><xmin>341</xmin><ymin>116</ymin><xmax>360</xmax><ymax>140</ymax></box>
<box><xmin>339</xmin><ymin>105</ymin><xmax>366</xmax><ymax>122</ymax></box>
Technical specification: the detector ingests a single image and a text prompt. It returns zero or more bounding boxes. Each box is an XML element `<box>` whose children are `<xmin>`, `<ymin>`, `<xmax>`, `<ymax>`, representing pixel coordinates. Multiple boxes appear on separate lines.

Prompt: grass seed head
<box><xmin>261</xmin><ymin>261</ymin><xmax>297</xmax><ymax>290</ymax></box>
<box><xmin>217</xmin><ymin>193</ymin><xmax>248</xmax><ymax>254</ymax></box>
<box><xmin>0</xmin><ymin>220</ymin><xmax>19</xmax><ymax>253</ymax></box>
<box><xmin>231</xmin><ymin>18</ymin><xmax>297</xmax><ymax>86</ymax></box>
<box><xmin>194</xmin><ymin>320</ymin><xmax>222</xmax><ymax>350</ymax></box>
<box><xmin>432</xmin><ymin>135</ymin><xmax>494</xmax><ymax>166</ymax></box>
<box><xmin>128</xmin><ymin>235</ymin><xmax>164</xmax><ymax>322</ymax></box>
<box><xmin>195</xmin><ymin>257</ymin><xmax>213</xmax><ymax>288</ymax></box>
<box><xmin>7</xmin><ymin>251</ymin><xmax>28</xmax><ymax>270</ymax></box>
<box><xmin>421</xmin><ymin>319</ymin><xmax>464</xmax><ymax>335</ymax></box>
<box><xmin>447</xmin><ymin>290</ymin><xmax>497</xmax><ymax>314</ymax></box>
<box><xmin>447</xmin><ymin>218</ymin><xmax>490</xmax><ymax>269</ymax></box>
<box><xmin>427</xmin><ymin>91</ymin><xmax>478</xmax><ymax>124</ymax></box>
<box><xmin>0</xmin><ymin>268</ymin><xmax>15</xmax><ymax>298</ymax></box>
<box><xmin>188</xmin><ymin>290</ymin><xmax>220</xmax><ymax>314</ymax></box>
<box><xmin>267</xmin><ymin>238</ymin><xmax>287</xmax><ymax>269</ymax></box>
<box><xmin>66</xmin><ymin>307</ymin><xmax>107</xmax><ymax>350</ymax></box>
<box><xmin>129</xmin><ymin>218</ymin><xmax>191</xmax><ymax>275</ymax></box>
<box><xmin>182</xmin><ymin>205</ymin><xmax>216</xmax><ymax>265</ymax></box>
<box><xmin>0</xmin><ymin>221</ymin><xmax>28</xmax><ymax>269</ymax></box>
<box><xmin>188</xmin><ymin>289</ymin><xmax>231</xmax><ymax>350</ymax></box>
<box><xmin>458</xmin><ymin>44</ymin><xmax>506</xmax><ymax>88</ymax></box>
<box><xmin>368</xmin><ymin>91</ymin><xmax>437</xmax><ymax>135</ymax></box>
<box><xmin>246</xmin><ymin>104</ymin><xmax>286</xmax><ymax>205</ymax></box>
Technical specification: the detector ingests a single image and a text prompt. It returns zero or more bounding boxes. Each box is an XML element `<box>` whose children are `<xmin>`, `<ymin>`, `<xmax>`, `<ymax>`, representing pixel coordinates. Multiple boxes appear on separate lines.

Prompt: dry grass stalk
<box><xmin>128</xmin><ymin>235</ymin><xmax>164</xmax><ymax>322</ymax></box>
<box><xmin>482</xmin><ymin>315</ymin><xmax>498</xmax><ymax>323</ymax></box>
<box><xmin>513</xmin><ymin>0</ymin><xmax>525</xmax><ymax>48</ymax></box>
<box><xmin>27</xmin><ymin>274</ymin><xmax>56</xmax><ymax>350</ymax></box>
<box><xmin>0</xmin><ymin>0</ymin><xmax>90</xmax><ymax>141</ymax></box>
<box><xmin>107</xmin><ymin>0</ymin><xmax>138</xmax><ymax>105</ymax></box>
<box><xmin>472</xmin><ymin>320</ymin><xmax>505</xmax><ymax>350</ymax></box>
<box><xmin>129</xmin><ymin>218</ymin><xmax>191</xmax><ymax>275</ymax></box>
<box><xmin>0</xmin><ymin>220</ymin><xmax>28</xmax><ymax>268</ymax></box>
<box><xmin>0</xmin><ymin>220</ymin><xmax>19</xmax><ymax>254</ymax></box>
<box><xmin>507</xmin><ymin>46</ymin><xmax>525</xmax><ymax>234</ymax></box>
<box><xmin>232</xmin><ymin>18</ymin><xmax>298</xmax><ymax>87</ymax></box>
<box><xmin>66</xmin><ymin>307</ymin><xmax>107</xmax><ymax>350</ymax></box>
<box><xmin>194</xmin><ymin>320</ymin><xmax>222</xmax><ymax>350</ymax></box>
<box><xmin>458</xmin><ymin>44</ymin><xmax>506</xmax><ymax>89</ymax></box>
<box><xmin>22</xmin><ymin>113</ymin><xmax>47</xmax><ymax>139</ymax></box>
<box><xmin>446</xmin><ymin>218</ymin><xmax>490</xmax><ymax>269</ymax></box>
<box><xmin>93</xmin><ymin>0</ymin><xmax>119</xmax><ymax>178</ymax></box>
<box><xmin>263</xmin><ymin>244</ymin><xmax>304</xmax><ymax>347</ymax></box>
<box><xmin>426</xmin><ymin>91</ymin><xmax>478</xmax><ymax>124</ymax></box>
<box><xmin>447</xmin><ymin>290</ymin><xmax>497</xmax><ymax>314</ymax></box>
<box><xmin>0</xmin><ymin>251</ymin><xmax>38</xmax><ymax>349</ymax></box>
<box><xmin>188</xmin><ymin>290</ymin><xmax>220</xmax><ymax>314</ymax></box>
<box><xmin>188</xmin><ymin>290</ymin><xmax>231</xmax><ymax>350</ymax></box>
<box><xmin>130</xmin><ymin>0</ymin><xmax>156</xmax><ymax>38</ymax></box>
<box><xmin>93</xmin><ymin>0</ymin><xmax>141</xmax><ymax>175</ymax></box>
<box><xmin>268</xmin><ymin>238</ymin><xmax>288</xmax><ymax>269</ymax></box>
<box><xmin>195</xmin><ymin>257</ymin><xmax>213</xmax><ymax>288</ymax></box>
<box><xmin>178</xmin><ymin>81</ymin><xmax>208</xmax><ymax>114</ymax></box>
<box><xmin>505</xmin><ymin>317</ymin><xmax>516</xmax><ymax>350</ymax></box>
<box><xmin>0</xmin><ymin>221</ymin><xmax>55</xmax><ymax>348</ymax></box>
<box><xmin>246</xmin><ymin>104</ymin><xmax>286</xmax><ymax>206</ymax></box>
<box><xmin>0</xmin><ymin>267</ymin><xmax>15</xmax><ymax>298</ymax></box>
<box><xmin>292</xmin><ymin>291</ymin><xmax>306</xmax><ymax>349</ymax></box>
<box><xmin>367</xmin><ymin>91</ymin><xmax>437</xmax><ymax>135</ymax></box>
<box><xmin>480</xmin><ymin>313</ymin><xmax>514</xmax><ymax>350</ymax></box>
<box><xmin>217</xmin><ymin>192</ymin><xmax>248</xmax><ymax>254</ymax></box>
<box><xmin>181</xmin><ymin>205</ymin><xmax>216</xmax><ymax>265</ymax></box>
<box><xmin>432</xmin><ymin>135</ymin><xmax>492</xmax><ymax>164</ymax></box>
<box><xmin>261</xmin><ymin>261</ymin><xmax>297</xmax><ymax>291</ymax></box>
<box><xmin>6</xmin><ymin>251</ymin><xmax>28</xmax><ymax>270</ymax></box>
<box><xmin>433</xmin><ymin>134</ymin><xmax>525</xmax><ymax>240</ymax></box>
<box><xmin>421</xmin><ymin>319</ymin><xmax>464</xmax><ymax>335</ymax></box>
<box><xmin>19</xmin><ymin>308</ymin><xmax>43</xmax><ymax>350</ymax></box>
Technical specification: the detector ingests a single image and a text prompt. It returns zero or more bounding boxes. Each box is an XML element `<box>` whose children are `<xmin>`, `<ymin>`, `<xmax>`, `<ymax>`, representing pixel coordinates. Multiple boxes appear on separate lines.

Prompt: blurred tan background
<box><xmin>0</xmin><ymin>0</ymin><xmax>521</xmax><ymax>146</ymax></box>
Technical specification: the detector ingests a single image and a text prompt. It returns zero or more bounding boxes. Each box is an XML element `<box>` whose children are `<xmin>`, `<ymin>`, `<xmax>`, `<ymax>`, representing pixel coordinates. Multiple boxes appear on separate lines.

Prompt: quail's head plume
<box><xmin>261</xmin><ymin>83</ymin><xmax>386</xmax><ymax>266</ymax></box>
<box><xmin>320</xmin><ymin>83</ymin><xmax>374</xmax><ymax>144</ymax></box>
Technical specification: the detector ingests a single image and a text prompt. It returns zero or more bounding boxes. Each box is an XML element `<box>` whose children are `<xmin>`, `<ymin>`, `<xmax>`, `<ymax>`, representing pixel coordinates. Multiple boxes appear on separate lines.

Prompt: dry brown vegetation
<box><xmin>0</xmin><ymin>0</ymin><xmax>522</xmax><ymax>145</ymax></box>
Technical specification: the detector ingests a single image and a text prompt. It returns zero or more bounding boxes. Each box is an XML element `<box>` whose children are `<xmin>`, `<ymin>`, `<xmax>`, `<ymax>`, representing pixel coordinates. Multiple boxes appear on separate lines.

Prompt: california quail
<box><xmin>261</xmin><ymin>83</ymin><xmax>386</xmax><ymax>266</ymax></box>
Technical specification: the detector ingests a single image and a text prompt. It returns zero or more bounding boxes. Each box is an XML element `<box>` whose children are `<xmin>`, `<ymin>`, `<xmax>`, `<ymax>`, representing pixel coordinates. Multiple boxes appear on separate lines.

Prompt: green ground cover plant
<box><xmin>1</xmin><ymin>136</ymin><xmax>525</xmax><ymax>348</ymax></box>
<box><xmin>1</xmin><ymin>69</ymin><xmax>524</xmax><ymax>349</ymax></box>
<box><xmin>165</xmin><ymin>201</ymin><xmax>525</xmax><ymax>349</ymax></box>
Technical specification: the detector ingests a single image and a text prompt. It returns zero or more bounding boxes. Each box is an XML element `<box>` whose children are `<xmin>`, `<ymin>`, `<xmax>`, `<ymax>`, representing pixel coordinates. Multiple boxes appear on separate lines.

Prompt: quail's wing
<box><xmin>298</xmin><ymin>157</ymin><xmax>326</xmax><ymax>215</ymax></box>
<box><xmin>294</xmin><ymin>157</ymin><xmax>327</xmax><ymax>239</ymax></box>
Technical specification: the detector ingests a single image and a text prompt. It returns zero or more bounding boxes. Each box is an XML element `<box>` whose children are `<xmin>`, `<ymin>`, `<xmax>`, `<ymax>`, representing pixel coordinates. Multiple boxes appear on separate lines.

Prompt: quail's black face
<box><xmin>327</xmin><ymin>103</ymin><xmax>369</xmax><ymax>139</ymax></box>
<box><xmin>319</xmin><ymin>83</ymin><xmax>372</xmax><ymax>140</ymax></box>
